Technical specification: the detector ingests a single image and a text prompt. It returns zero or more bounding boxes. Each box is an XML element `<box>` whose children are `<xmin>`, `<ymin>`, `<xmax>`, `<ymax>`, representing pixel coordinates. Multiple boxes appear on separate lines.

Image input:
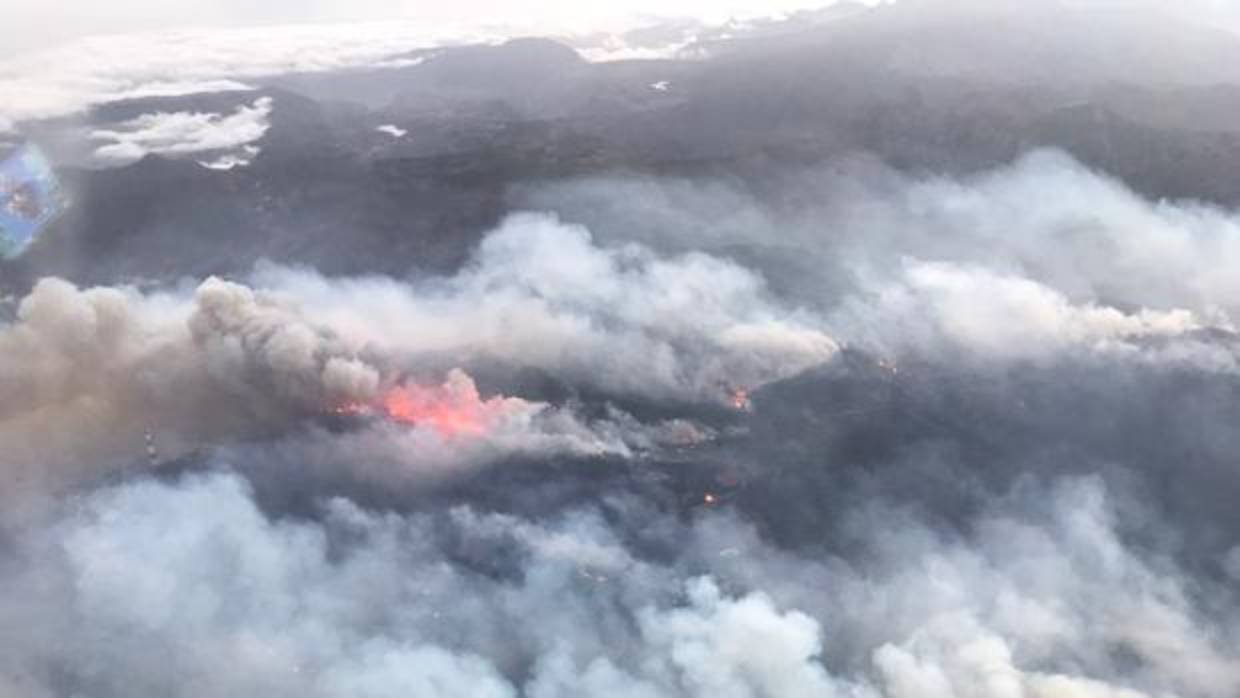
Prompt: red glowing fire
<box><xmin>730</xmin><ymin>387</ymin><xmax>752</xmax><ymax>411</ymax></box>
<box><xmin>380</xmin><ymin>382</ymin><xmax>486</xmax><ymax>436</ymax></box>
<box><xmin>332</xmin><ymin>369</ymin><xmax>535</xmax><ymax>438</ymax></box>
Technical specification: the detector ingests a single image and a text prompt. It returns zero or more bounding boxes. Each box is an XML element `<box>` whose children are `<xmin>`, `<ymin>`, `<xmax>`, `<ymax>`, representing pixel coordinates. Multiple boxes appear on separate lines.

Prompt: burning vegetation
<box><xmin>333</xmin><ymin>369</ymin><xmax>536</xmax><ymax>438</ymax></box>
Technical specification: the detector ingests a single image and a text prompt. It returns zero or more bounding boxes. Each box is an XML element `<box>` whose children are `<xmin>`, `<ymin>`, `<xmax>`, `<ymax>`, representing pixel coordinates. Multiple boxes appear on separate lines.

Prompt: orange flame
<box><xmin>332</xmin><ymin>369</ymin><xmax>531</xmax><ymax>438</ymax></box>
<box><xmin>380</xmin><ymin>383</ymin><xmax>486</xmax><ymax>436</ymax></box>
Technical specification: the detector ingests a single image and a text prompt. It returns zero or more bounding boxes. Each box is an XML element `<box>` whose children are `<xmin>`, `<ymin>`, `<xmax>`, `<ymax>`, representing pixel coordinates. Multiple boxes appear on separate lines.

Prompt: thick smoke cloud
<box><xmin>257</xmin><ymin>213</ymin><xmax>837</xmax><ymax>402</ymax></box>
<box><xmin>522</xmin><ymin>151</ymin><xmax>1240</xmax><ymax>369</ymax></box>
<box><xmin>520</xmin><ymin>150</ymin><xmax>1240</xmax><ymax>319</ymax></box>
<box><xmin>2</xmin><ymin>468</ymin><xmax>1235</xmax><ymax>697</ymax></box>
<box><xmin>0</xmin><ymin>272</ymin><xmax>380</xmax><ymax>498</ymax></box>
<box><xmin>5</xmin><ymin>147</ymin><xmax>1240</xmax><ymax>697</ymax></box>
<box><xmin>0</xmin><ymin>212</ymin><xmax>827</xmax><ymax>503</ymax></box>
<box><xmin>824</xmin><ymin>259</ymin><xmax>1235</xmax><ymax>373</ymax></box>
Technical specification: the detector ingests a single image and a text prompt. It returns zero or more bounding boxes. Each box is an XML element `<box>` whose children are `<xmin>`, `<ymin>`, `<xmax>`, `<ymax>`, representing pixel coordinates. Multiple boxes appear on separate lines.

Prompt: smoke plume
<box><xmin>5</xmin><ymin>19</ymin><xmax>1240</xmax><ymax>691</ymax></box>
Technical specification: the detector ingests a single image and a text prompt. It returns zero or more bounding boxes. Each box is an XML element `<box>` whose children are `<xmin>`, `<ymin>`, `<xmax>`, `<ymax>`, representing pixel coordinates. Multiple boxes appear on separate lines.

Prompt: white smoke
<box><xmin>5</xmin><ymin>141</ymin><xmax>1240</xmax><ymax>698</ymax></box>
<box><xmin>255</xmin><ymin>212</ymin><xmax>839</xmax><ymax>402</ymax></box>
<box><xmin>90</xmin><ymin>96</ymin><xmax>273</xmax><ymax>165</ymax></box>
<box><xmin>1</xmin><ymin>468</ymin><xmax>1233</xmax><ymax>697</ymax></box>
<box><xmin>830</xmin><ymin>259</ymin><xmax>1212</xmax><ymax>364</ymax></box>
<box><xmin>526</xmin><ymin>151</ymin><xmax>1240</xmax><ymax>369</ymax></box>
<box><xmin>527</xmin><ymin>150</ymin><xmax>1240</xmax><ymax>317</ymax></box>
<box><xmin>0</xmin><ymin>213</ymin><xmax>828</xmax><ymax>500</ymax></box>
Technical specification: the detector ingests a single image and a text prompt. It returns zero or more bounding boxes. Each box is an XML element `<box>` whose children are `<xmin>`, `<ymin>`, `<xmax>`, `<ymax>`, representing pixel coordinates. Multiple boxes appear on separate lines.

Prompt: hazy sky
<box><xmin>0</xmin><ymin>0</ymin><xmax>875</xmax><ymax>57</ymax></box>
<box><xmin>3</xmin><ymin>0</ymin><xmax>1239</xmax><ymax>126</ymax></box>
<box><xmin>4</xmin><ymin>0</ymin><xmax>1238</xmax><ymax>59</ymax></box>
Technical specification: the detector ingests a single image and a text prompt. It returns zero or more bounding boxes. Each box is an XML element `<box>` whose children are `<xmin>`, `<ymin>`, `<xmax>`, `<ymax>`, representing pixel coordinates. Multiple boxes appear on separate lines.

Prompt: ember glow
<box><xmin>730</xmin><ymin>387</ymin><xmax>752</xmax><ymax>411</ymax></box>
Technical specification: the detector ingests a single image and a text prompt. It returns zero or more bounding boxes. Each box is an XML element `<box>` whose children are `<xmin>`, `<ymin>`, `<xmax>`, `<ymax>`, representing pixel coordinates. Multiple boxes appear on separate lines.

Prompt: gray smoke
<box><xmin>2</xmin><ymin>466</ymin><xmax>1235</xmax><ymax>697</ymax></box>
<box><xmin>0</xmin><ymin>212</ymin><xmax>830</xmax><ymax>507</ymax></box>
<box><xmin>4</xmin><ymin>142</ymin><xmax>1240</xmax><ymax>696</ymax></box>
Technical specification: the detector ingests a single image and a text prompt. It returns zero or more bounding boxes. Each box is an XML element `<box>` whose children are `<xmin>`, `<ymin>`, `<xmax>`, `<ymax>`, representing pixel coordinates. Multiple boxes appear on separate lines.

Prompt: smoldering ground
<box><xmin>3</xmin><ymin>149</ymin><xmax>1240</xmax><ymax>698</ymax></box>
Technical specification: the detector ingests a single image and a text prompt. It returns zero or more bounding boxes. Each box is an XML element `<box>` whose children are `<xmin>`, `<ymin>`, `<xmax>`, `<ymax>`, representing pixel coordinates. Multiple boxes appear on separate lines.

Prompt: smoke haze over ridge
<box><xmin>5</xmin><ymin>2</ymin><xmax>1240</xmax><ymax>697</ymax></box>
<box><xmin>6</xmin><ymin>149</ymin><xmax>1240</xmax><ymax>696</ymax></box>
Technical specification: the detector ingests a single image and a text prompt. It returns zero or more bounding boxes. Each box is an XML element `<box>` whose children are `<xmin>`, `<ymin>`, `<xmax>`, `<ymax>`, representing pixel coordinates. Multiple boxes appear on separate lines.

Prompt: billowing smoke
<box><xmin>0</xmin><ymin>212</ymin><xmax>829</xmax><ymax>506</ymax></box>
<box><xmin>253</xmin><ymin>212</ymin><xmax>837</xmax><ymax>402</ymax></box>
<box><xmin>2</xmin><ymin>464</ymin><xmax>1236</xmax><ymax>696</ymax></box>
<box><xmin>0</xmin><ymin>272</ymin><xmax>380</xmax><ymax>498</ymax></box>
<box><xmin>6</xmin><ymin>108</ymin><xmax>1240</xmax><ymax>698</ymax></box>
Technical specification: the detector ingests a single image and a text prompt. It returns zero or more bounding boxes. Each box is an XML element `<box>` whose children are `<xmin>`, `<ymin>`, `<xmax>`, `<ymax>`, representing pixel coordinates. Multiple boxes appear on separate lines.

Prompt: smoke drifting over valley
<box><xmin>4</xmin><ymin>1</ymin><xmax>1240</xmax><ymax>697</ymax></box>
